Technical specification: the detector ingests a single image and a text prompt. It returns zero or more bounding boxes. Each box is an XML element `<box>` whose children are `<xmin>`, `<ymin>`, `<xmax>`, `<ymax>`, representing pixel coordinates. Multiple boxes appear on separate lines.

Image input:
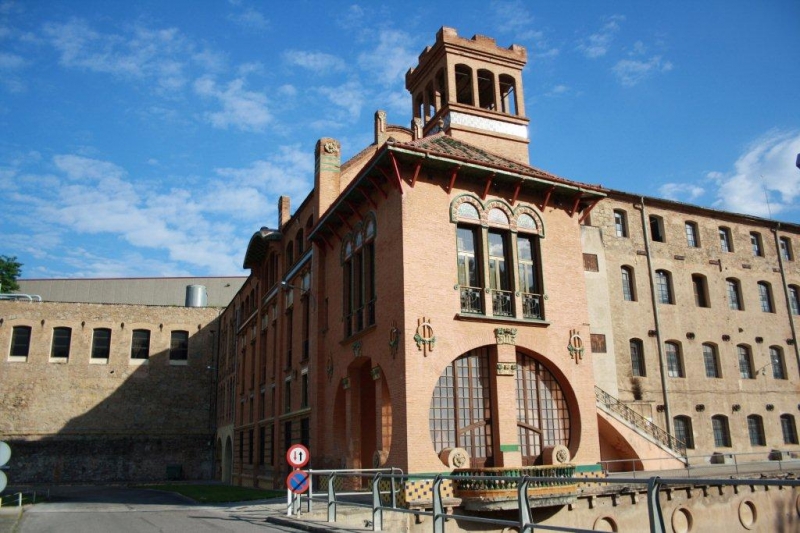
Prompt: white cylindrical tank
<box><xmin>185</xmin><ymin>285</ymin><xmax>208</xmax><ymax>307</ymax></box>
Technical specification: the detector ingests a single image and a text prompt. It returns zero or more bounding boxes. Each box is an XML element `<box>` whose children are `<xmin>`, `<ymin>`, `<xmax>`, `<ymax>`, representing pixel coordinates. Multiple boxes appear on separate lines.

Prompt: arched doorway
<box><xmin>222</xmin><ymin>436</ymin><xmax>233</xmax><ymax>483</ymax></box>
<box><xmin>341</xmin><ymin>358</ymin><xmax>392</xmax><ymax>470</ymax></box>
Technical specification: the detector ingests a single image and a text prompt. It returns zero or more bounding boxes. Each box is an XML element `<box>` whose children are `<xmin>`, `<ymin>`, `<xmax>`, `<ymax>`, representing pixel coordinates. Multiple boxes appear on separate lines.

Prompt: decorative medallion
<box><xmin>568</xmin><ymin>329</ymin><xmax>584</xmax><ymax>364</ymax></box>
<box><xmin>323</xmin><ymin>141</ymin><xmax>339</xmax><ymax>154</ymax></box>
<box><xmin>326</xmin><ymin>355</ymin><xmax>334</xmax><ymax>382</ymax></box>
<box><xmin>496</xmin><ymin>362</ymin><xmax>517</xmax><ymax>376</ymax></box>
<box><xmin>370</xmin><ymin>366</ymin><xmax>381</xmax><ymax>381</ymax></box>
<box><xmin>388</xmin><ymin>321</ymin><xmax>400</xmax><ymax>358</ymax></box>
<box><xmin>352</xmin><ymin>340</ymin><xmax>362</xmax><ymax>358</ymax></box>
<box><xmin>414</xmin><ymin>317</ymin><xmax>435</xmax><ymax>356</ymax></box>
<box><xmin>494</xmin><ymin>327</ymin><xmax>518</xmax><ymax>345</ymax></box>
<box><xmin>341</xmin><ymin>377</ymin><xmax>351</xmax><ymax>390</ymax></box>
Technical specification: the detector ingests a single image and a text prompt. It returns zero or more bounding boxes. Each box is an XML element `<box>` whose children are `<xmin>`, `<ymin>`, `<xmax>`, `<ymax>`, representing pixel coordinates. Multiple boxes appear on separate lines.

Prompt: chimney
<box><xmin>374</xmin><ymin>110</ymin><xmax>387</xmax><ymax>145</ymax></box>
<box><xmin>278</xmin><ymin>196</ymin><xmax>291</xmax><ymax>229</ymax></box>
<box><xmin>314</xmin><ymin>138</ymin><xmax>341</xmax><ymax>217</ymax></box>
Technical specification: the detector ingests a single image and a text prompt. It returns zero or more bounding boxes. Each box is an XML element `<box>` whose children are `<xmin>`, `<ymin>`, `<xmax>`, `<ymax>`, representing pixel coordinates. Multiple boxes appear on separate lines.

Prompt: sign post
<box><xmin>285</xmin><ymin>444</ymin><xmax>310</xmax><ymax>516</ymax></box>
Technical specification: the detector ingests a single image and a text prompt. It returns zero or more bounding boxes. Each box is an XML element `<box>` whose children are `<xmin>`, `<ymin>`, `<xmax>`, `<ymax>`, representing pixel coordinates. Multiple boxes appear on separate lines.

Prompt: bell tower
<box><xmin>405</xmin><ymin>27</ymin><xmax>530</xmax><ymax>164</ymax></box>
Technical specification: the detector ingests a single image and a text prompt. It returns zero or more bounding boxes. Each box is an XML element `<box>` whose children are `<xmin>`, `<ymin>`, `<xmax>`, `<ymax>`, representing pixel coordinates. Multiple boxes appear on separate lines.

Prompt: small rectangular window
<box><xmin>685</xmin><ymin>222</ymin><xmax>699</xmax><ymax>248</ymax></box>
<box><xmin>169</xmin><ymin>330</ymin><xmax>189</xmax><ymax>362</ymax></box>
<box><xmin>649</xmin><ymin>215</ymin><xmax>665</xmax><ymax>242</ymax></box>
<box><xmin>91</xmin><ymin>328</ymin><xmax>111</xmax><ymax>360</ymax></box>
<box><xmin>131</xmin><ymin>329</ymin><xmax>151</xmax><ymax>360</ymax></box>
<box><xmin>590</xmin><ymin>334</ymin><xmax>607</xmax><ymax>353</ymax></box>
<box><xmin>613</xmin><ymin>210</ymin><xmax>628</xmax><ymax>238</ymax></box>
<box><xmin>583</xmin><ymin>253</ymin><xmax>599</xmax><ymax>272</ymax></box>
<box><xmin>779</xmin><ymin>237</ymin><xmax>793</xmax><ymax>261</ymax></box>
<box><xmin>51</xmin><ymin>327</ymin><xmax>72</xmax><ymax>360</ymax></box>
<box><xmin>10</xmin><ymin>326</ymin><xmax>32</xmax><ymax>359</ymax></box>
<box><xmin>750</xmin><ymin>232</ymin><xmax>763</xmax><ymax>257</ymax></box>
<box><xmin>719</xmin><ymin>227</ymin><xmax>733</xmax><ymax>253</ymax></box>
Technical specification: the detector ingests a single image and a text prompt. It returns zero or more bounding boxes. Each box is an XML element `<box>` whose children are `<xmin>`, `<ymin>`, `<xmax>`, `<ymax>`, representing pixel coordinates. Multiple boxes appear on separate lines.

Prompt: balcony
<box><xmin>491</xmin><ymin>289</ymin><xmax>513</xmax><ymax>317</ymax></box>
<box><xmin>459</xmin><ymin>286</ymin><xmax>483</xmax><ymax>314</ymax></box>
<box><xmin>522</xmin><ymin>292</ymin><xmax>543</xmax><ymax>319</ymax></box>
<box><xmin>452</xmin><ymin>465</ymin><xmax>577</xmax><ymax>511</ymax></box>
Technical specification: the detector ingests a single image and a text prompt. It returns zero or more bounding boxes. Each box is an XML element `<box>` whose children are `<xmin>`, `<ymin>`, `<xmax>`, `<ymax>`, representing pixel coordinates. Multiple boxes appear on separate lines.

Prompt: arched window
<box><xmin>613</xmin><ymin>209</ymin><xmax>628</xmax><ymax>237</ymax></box>
<box><xmin>790</xmin><ymin>285</ymin><xmax>800</xmax><ymax>316</ymax></box>
<box><xmin>296</xmin><ymin>229</ymin><xmax>304</xmax><ymax>256</ymax></box>
<box><xmin>757</xmin><ymin>281</ymin><xmax>774</xmax><ymax>312</ymax></box>
<box><xmin>10</xmin><ymin>325</ymin><xmax>32</xmax><ymax>359</ymax></box>
<box><xmin>737</xmin><ymin>344</ymin><xmax>754</xmax><ymax>379</ymax></box>
<box><xmin>50</xmin><ymin>327</ymin><xmax>72</xmax><ymax>360</ymax></box>
<box><xmin>781</xmin><ymin>414</ymin><xmax>798</xmax><ymax>445</ymax></box>
<box><xmin>630</xmin><ymin>338</ymin><xmax>645</xmax><ymax>377</ymax></box>
<box><xmin>477</xmin><ymin>69</ymin><xmax>495</xmax><ymax>110</ymax></box>
<box><xmin>726</xmin><ymin>278</ymin><xmax>743</xmax><ymax>310</ymax></box>
<box><xmin>621</xmin><ymin>266</ymin><xmax>636</xmax><ymax>301</ymax></box>
<box><xmin>747</xmin><ymin>415</ymin><xmax>766</xmax><ymax>446</ymax></box>
<box><xmin>342</xmin><ymin>214</ymin><xmax>376</xmax><ymax>337</ymax></box>
<box><xmin>702</xmin><ymin>343</ymin><xmax>721</xmax><ymax>378</ymax></box>
<box><xmin>655</xmin><ymin>270</ymin><xmax>674</xmax><ymax>304</ymax></box>
<box><xmin>673</xmin><ymin>416</ymin><xmax>694</xmax><ymax>449</ymax></box>
<box><xmin>285</xmin><ymin>242</ymin><xmax>294</xmax><ymax>269</ymax></box>
<box><xmin>770</xmin><ymin>346</ymin><xmax>786</xmax><ymax>380</ymax></box>
<box><xmin>516</xmin><ymin>352</ymin><xmax>570</xmax><ymax>465</ymax></box>
<box><xmin>712</xmin><ymin>415</ymin><xmax>731</xmax><ymax>447</ymax></box>
<box><xmin>454</xmin><ymin>64</ymin><xmax>473</xmax><ymax>105</ymax></box>
<box><xmin>665</xmin><ymin>342</ymin><xmax>683</xmax><ymax>378</ymax></box>
<box><xmin>499</xmin><ymin>74</ymin><xmax>518</xmax><ymax>115</ymax></box>
<box><xmin>429</xmin><ymin>347</ymin><xmax>493</xmax><ymax>466</ymax></box>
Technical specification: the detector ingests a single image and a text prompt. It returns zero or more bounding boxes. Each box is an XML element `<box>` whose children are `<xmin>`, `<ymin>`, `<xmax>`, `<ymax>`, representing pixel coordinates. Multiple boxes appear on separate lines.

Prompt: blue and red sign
<box><xmin>286</xmin><ymin>469</ymin><xmax>310</xmax><ymax>494</ymax></box>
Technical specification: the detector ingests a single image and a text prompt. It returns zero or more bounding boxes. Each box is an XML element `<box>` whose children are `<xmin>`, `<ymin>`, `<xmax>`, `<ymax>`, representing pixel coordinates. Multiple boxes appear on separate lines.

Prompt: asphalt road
<box><xmin>11</xmin><ymin>486</ymin><xmax>300</xmax><ymax>533</ymax></box>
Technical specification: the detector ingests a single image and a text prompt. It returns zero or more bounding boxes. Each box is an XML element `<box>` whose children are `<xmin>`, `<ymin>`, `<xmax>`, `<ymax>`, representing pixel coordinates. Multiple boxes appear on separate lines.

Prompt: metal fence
<box><xmin>288</xmin><ymin>469</ymin><xmax>800</xmax><ymax>533</ymax></box>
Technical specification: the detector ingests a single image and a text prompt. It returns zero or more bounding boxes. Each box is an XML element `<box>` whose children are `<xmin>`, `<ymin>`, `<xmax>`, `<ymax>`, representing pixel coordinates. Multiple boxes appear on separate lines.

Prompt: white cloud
<box><xmin>710</xmin><ymin>131</ymin><xmax>800</xmax><ymax>218</ymax></box>
<box><xmin>612</xmin><ymin>56</ymin><xmax>673</xmax><ymax>86</ymax></box>
<box><xmin>194</xmin><ymin>75</ymin><xmax>271</xmax><ymax>131</ymax></box>
<box><xmin>227</xmin><ymin>7</ymin><xmax>269</xmax><ymax>31</ymax></box>
<box><xmin>42</xmin><ymin>19</ymin><xmax>191</xmax><ymax>93</ymax></box>
<box><xmin>0</xmin><ymin>51</ymin><xmax>24</xmax><ymax>69</ymax></box>
<box><xmin>283</xmin><ymin>50</ymin><xmax>346</xmax><ymax>74</ymax></box>
<box><xmin>317</xmin><ymin>79</ymin><xmax>365</xmax><ymax>119</ymax></box>
<box><xmin>658</xmin><ymin>183</ymin><xmax>705</xmax><ymax>202</ymax></box>
<box><xmin>545</xmin><ymin>84</ymin><xmax>570</xmax><ymax>97</ymax></box>
<box><xmin>577</xmin><ymin>15</ymin><xmax>624</xmax><ymax>59</ymax></box>
<box><xmin>357</xmin><ymin>30</ymin><xmax>417</xmax><ymax>87</ymax></box>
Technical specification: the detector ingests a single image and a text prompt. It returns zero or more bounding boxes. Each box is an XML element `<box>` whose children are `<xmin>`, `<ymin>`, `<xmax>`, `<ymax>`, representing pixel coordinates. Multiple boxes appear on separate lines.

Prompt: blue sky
<box><xmin>2</xmin><ymin>1</ymin><xmax>799</xmax><ymax>279</ymax></box>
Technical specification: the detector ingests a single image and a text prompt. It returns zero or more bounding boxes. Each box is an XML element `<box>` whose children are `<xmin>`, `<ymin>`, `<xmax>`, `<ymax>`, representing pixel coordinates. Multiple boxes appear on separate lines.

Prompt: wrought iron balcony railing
<box><xmin>459</xmin><ymin>286</ymin><xmax>483</xmax><ymax>314</ymax></box>
<box><xmin>522</xmin><ymin>292</ymin><xmax>543</xmax><ymax>319</ymax></box>
<box><xmin>491</xmin><ymin>289</ymin><xmax>514</xmax><ymax>317</ymax></box>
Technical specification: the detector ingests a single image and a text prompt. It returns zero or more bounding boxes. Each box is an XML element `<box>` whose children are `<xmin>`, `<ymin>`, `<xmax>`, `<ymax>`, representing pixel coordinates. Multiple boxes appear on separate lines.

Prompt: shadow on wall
<box><xmin>4</xmin><ymin>320</ymin><xmax>219</xmax><ymax>484</ymax></box>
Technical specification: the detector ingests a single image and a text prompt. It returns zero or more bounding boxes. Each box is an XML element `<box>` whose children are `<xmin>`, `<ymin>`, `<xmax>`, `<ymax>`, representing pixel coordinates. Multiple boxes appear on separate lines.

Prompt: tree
<box><xmin>0</xmin><ymin>255</ymin><xmax>22</xmax><ymax>293</ymax></box>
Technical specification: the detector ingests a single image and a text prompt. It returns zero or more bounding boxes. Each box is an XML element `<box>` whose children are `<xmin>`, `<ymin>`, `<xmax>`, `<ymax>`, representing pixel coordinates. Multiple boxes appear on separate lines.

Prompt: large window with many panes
<box><xmin>451</xmin><ymin>196</ymin><xmax>544</xmax><ymax>320</ymax></box>
<box><xmin>342</xmin><ymin>213</ymin><xmax>376</xmax><ymax>337</ymax></box>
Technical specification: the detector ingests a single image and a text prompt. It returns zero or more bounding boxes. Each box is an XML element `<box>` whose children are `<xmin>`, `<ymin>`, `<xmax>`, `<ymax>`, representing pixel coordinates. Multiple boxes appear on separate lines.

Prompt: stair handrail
<box><xmin>595</xmin><ymin>386</ymin><xmax>686</xmax><ymax>455</ymax></box>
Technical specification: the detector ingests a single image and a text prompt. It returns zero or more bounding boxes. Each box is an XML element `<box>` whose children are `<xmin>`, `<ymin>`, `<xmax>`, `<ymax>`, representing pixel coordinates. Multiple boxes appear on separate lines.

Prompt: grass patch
<box><xmin>142</xmin><ymin>483</ymin><xmax>284</xmax><ymax>503</ymax></box>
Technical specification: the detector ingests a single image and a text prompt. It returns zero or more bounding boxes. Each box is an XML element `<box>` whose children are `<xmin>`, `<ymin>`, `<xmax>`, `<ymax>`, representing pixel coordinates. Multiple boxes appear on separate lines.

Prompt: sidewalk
<box><xmin>0</xmin><ymin>506</ymin><xmax>22</xmax><ymax>533</ymax></box>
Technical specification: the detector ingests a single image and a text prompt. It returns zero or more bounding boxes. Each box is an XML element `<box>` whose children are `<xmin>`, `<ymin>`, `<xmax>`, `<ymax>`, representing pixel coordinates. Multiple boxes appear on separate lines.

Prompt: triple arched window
<box><xmin>341</xmin><ymin>213</ymin><xmax>377</xmax><ymax>337</ymax></box>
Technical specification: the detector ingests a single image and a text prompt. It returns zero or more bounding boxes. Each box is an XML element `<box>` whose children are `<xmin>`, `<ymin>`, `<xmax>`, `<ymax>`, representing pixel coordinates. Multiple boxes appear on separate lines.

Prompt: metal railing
<box><xmin>522</xmin><ymin>292</ymin><xmax>543</xmax><ymax>319</ymax></box>
<box><xmin>459</xmin><ymin>286</ymin><xmax>483</xmax><ymax>314</ymax></box>
<box><xmin>595</xmin><ymin>386</ymin><xmax>686</xmax><ymax>455</ymax></box>
<box><xmin>491</xmin><ymin>289</ymin><xmax>514</xmax><ymax>317</ymax></box>
<box><xmin>284</xmin><ymin>469</ymin><xmax>800</xmax><ymax>533</ymax></box>
<box><xmin>600</xmin><ymin>450</ymin><xmax>800</xmax><ymax>478</ymax></box>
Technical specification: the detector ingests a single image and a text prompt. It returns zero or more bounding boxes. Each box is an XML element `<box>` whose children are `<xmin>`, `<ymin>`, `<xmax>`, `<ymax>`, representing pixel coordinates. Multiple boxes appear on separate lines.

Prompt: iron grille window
<box><xmin>712</xmin><ymin>415</ymin><xmax>731</xmax><ymax>447</ymax></box>
<box><xmin>10</xmin><ymin>326</ymin><xmax>31</xmax><ymax>358</ymax></box>
<box><xmin>702</xmin><ymin>344</ymin><xmax>721</xmax><ymax>378</ymax></box>
<box><xmin>429</xmin><ymin>347</ymin><xmax>492</xmax><ymax>467</ymax></box>
<box><xmin>51</xmin><ymin>327</ymin><xmax>72</xmax><ymax>359</ymax></box>
<box><xmin>131</xmin><ymin>329</ymin><xmax>150</xmax><ymax>360</ymax></box>
<box><xmin>516</xmin><ymin>353</ymin><xmax>570</xmax><ymax>465</ymax></box>
<box><xmin>91</xmin><ymin>328</ymin><xmax>111</xmax><ymax>360</ymax></box>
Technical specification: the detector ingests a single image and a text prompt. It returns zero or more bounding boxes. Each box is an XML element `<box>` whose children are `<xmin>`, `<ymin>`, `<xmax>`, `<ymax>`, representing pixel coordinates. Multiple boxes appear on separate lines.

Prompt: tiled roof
<box><xmin>396</xmin><ymin>133</ymin><xmax>605</xmax><ymax>193</ymax></box>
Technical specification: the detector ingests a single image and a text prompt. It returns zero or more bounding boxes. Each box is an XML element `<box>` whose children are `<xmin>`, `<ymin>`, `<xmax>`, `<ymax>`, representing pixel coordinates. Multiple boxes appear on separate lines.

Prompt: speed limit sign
<box><xmin>286</xmin><ymin>444</ymin><xmax>310</xmax><ymax>468</ymax></box>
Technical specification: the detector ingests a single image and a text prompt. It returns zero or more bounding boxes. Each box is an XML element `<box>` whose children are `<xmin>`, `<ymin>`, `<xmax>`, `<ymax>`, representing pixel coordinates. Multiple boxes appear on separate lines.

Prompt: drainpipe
<box><xmin>637</xmin><ymin>197</ymin><xmax>672</xmax><ymax>435</ymax></box>
<box><xmin>773</xmin><ymin>224</ymin><xmax>800</xmax><ymax>378</ymax></box>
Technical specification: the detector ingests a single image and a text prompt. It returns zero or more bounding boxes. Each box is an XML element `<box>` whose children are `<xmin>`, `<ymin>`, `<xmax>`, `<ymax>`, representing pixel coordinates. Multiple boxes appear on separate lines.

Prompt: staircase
<box><xmin>595</xmin><ymin>386</ymin><xmax>686</xmax><ymax>456</ymax></box>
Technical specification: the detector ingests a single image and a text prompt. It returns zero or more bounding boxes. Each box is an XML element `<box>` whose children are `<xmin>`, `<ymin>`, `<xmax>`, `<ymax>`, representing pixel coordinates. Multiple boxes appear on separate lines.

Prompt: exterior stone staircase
<box><xmin>595</xmin><ymin>386</ymin><xmax>686</xmax><ymax>458</ymax></box>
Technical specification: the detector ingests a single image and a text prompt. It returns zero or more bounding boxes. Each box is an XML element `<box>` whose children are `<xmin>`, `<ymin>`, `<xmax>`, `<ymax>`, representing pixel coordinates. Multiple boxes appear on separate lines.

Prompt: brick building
<box><xmin>217</xmin><ymin>27</ymin><xmax>800</xmax><ymax>489</ymax></box>
<box><xmin>0</xmin><ymin>279</ymin><xmax>242</xmax><ymax>483</ymax></box>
